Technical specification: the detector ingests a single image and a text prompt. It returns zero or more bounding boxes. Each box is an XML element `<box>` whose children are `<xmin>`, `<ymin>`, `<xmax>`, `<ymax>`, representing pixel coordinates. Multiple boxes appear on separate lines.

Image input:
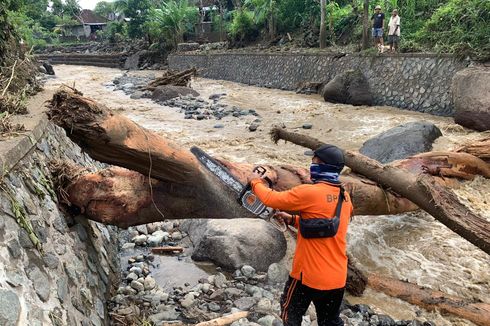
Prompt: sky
<box><xmin>78</xmin><ymin>0</ymin><xmax>113</xmax><ymax>10</ymax></box>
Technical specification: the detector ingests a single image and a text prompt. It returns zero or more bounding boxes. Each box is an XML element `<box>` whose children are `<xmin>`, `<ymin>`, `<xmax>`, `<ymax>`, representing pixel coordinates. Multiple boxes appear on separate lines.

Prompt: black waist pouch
<box><xmin>299</xmin><ymin>187</ymin><xmax>344</xmax><ymax>239</ymax></box>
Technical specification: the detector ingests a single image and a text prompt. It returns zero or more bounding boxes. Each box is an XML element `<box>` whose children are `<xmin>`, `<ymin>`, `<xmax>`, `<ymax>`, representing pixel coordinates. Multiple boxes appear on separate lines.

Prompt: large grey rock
<box><xmin>359</xmin><ymin>122</ymin><xmax>442</xmax><ymax>163</ymax></box>
<box><xmin>151</xmin><ymin>85</ymin><xmax>199</xmax><ymax>102</ymax></box>
<box><xmin>320</xmin><ymin>70</ymin><xmax>372</xmax><ymax>106</ymax></box>
<box><xmin>0</xmin><ymin>290</ymin><xmax>20</xmax><ymax>326</ymax></box>
<box><xmin>452</xmin><ymin>67</ymin><xmax>490</xmax><ymax>131</ymax></box>
<box><xmin>182</xmin><ymin>219</ymin><xmax>287</xmax><ymax>271</ymax></box>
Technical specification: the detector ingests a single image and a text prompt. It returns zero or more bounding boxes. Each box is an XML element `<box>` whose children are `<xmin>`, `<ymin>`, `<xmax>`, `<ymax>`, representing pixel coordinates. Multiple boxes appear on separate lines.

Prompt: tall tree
<box><xmin>64</xmin><ymin>0</ymin><xmax>81</xmax><ymax>18</ymax></box>
<box><xmin>362</xmin><ymin>0</ymin><xmax>369</xmax><ymax>49</ymax></box>
<box><xmin>320</xmin><ymin>0</ymin><xmax>326</xmax><ymax>48</ymax></box>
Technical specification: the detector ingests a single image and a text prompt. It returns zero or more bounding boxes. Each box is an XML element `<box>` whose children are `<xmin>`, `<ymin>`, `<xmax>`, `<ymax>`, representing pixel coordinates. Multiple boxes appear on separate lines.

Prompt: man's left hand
<box><xmin>246</xmin><ymin>171</ymin><xmax>265</xmax><ymax>184</ymax></box>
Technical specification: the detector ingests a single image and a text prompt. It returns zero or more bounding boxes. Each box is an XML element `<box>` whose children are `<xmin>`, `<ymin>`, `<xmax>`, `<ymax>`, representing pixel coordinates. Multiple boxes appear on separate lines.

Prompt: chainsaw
<box><xmin>191</xmin><ymin>146</ymin><xmax>287</xmax><ymax>232</ymax></box>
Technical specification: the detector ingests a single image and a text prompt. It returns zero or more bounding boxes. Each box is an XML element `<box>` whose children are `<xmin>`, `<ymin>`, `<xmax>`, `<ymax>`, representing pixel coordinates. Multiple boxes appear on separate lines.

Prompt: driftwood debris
<box><xmin>144</xmin><ymin>68</ymin><xmax>197</xmax><ymax>91</ymax></box>
<box><xmin>194</xmin><ymin>311</ymin><xmax>249</xmax><ymax>326</ymax></box>
<box><xmin>368</xmin><ymin>274</ymin><xmax>490</xmax><ymax>326</ymax></box>
<box><xmin>270</xmin><ymin>127</ymin><xmax>490</xmax><ymax>255</ymax></box>
<box><xmin>151</xmin><ymin>246</ymin><xmax>184</xmax><ymax>254</ymax></box>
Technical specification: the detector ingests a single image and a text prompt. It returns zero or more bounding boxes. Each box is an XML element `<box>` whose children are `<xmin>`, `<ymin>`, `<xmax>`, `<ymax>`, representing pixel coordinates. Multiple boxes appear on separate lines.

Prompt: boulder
<box><xmin>181</xmin><ymin>219</ymin><xmax>287</xmax><ymax>272</ymax></box>
<box><xmin>151</xmin><ymin>85</ymin><xmax>199</xmax><ymax>102</ymax></box>
<box><xmin>359</xmin><ymin>121</ymin><xmax>442</xmax><ymax>163</ymax></box>
<box><xmin>42</xmin><ymin>61</ymin><xmax>55</xmax><ymax>75</ymax></box>
<box><xmin>452</xmin><ymin>67</ymin><xmax>490</xmax><ymax>131</ymax></box>
<box><xmin>320</xmin><ymin>70</ymin><xmax>372</xmax><ymax>106</ymax></box>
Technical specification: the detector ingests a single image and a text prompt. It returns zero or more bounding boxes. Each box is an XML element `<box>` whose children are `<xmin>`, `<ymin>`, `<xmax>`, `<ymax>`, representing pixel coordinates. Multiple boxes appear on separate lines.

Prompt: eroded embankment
<box><xmin>0</xmin><ymin>112</ymin><xmax>119</xmax><ymax>325</ymax></box>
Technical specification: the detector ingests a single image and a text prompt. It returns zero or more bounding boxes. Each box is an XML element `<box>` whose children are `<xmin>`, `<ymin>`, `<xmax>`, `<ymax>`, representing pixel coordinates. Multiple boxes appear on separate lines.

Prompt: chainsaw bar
<box><xmin>190</xmin><ymin>146</ymin><xmax>244</xmax><ymax>194</ymax></box>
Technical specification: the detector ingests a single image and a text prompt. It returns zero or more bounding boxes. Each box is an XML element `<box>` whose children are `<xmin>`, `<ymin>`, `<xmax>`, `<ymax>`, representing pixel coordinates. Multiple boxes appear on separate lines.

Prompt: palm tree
<box><xmin>146</xmin><ymin>0</ymin><xmax>198</xmax><ymax>47</ymax></box>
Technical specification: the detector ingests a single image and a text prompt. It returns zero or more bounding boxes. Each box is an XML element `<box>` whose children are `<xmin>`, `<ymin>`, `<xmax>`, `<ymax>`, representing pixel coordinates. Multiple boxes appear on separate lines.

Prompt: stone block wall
<box><xmin>168</xmin><ymin>52</ymin><xmax>470</xmax><ymax>116</ymax></box>
<box><xmin>0</xmin><ymin>123</ymin><xmax>119</xmax><ymax>326</ymax></box>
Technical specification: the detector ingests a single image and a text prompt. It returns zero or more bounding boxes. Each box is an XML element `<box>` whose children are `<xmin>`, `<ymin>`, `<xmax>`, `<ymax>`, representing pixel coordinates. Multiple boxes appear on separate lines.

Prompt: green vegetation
<box><xmin>0</xmin><ymin>0</ymin><xmax>488</xmax><ymax>59</ymax></box>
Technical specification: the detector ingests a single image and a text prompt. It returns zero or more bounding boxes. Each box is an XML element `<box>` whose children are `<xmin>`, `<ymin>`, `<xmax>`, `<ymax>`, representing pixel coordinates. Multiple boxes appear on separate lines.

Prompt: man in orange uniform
<box><xmin>247</xmin><ymin>144</ymin><xmax>353</xmax><ymax>326</ymax></box>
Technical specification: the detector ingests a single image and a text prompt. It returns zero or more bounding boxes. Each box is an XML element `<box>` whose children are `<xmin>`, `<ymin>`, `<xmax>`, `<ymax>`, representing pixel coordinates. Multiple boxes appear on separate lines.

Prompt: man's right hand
<box><xmin>274</xmin><ymin>211</ymin><xmax>293</xmax><ymax>225</ymax></box>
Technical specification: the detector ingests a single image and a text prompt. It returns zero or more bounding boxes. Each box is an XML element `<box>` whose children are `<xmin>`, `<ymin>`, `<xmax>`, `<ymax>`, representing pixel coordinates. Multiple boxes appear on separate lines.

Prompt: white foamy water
<box><xmin>45</xmin><ymin>65</ymin><xmax>489</xmax><ymax>325</ymax></box>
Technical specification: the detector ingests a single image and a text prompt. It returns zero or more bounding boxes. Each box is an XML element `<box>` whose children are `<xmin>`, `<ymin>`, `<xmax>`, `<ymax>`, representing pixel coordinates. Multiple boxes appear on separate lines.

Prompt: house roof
<box><xmin>77</xmin><ymin>9</ymin><xmax>108</xmax><ymax>25</ymax></box>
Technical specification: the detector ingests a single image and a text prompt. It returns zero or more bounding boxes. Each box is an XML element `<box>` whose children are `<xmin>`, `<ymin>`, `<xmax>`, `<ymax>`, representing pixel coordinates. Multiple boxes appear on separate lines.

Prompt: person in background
<box><xmin>371</xmin><ymin>5</ymin><xmax>385</xmax><ymax>53</ymax></box>
<box><xmin>247</xmin><ymin>144</ymin><xmax>353</xmax><ymax>326</ymax></box>
<box><xmin>388</xmin><ymin>9</ymin><xmax>401</xmax><ymax>53</ymax></box>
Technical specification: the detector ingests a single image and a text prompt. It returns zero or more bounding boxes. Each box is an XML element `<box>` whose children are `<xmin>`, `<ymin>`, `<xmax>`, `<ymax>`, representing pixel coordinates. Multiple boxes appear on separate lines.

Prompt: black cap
<box><xmin>305</xmin><ymin>144</ymin><xmax>345</xmax><ymax>169</ymax></box>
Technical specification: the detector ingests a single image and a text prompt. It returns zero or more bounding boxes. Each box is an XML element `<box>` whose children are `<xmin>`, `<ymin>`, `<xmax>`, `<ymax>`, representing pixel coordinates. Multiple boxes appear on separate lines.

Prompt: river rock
<box><xmin>241</xmin><ymin>265</ymin><xmax>256</xmax><ymax>278</ymax></box>
<box><xmin>121</xmin><ymin>243</ymin><xmax>135</xmax><ymax>250</ymax></box>
<box><xmin>131</xmin><ymin>234</ymin><xmax>147</xmax><ymax>245</ymax></box>
<box><xmin>181</xmin><ymin>293</ymin><xmax>196</xmax><ymax>308</ymax></box>
<box><xmin>144</xmin><ymin>276</ymin><xmax>156</xmax><ymax>290</ymax></box>
<box><xmin>182</xmin><ymin>219</ymin><xmax>287</xmax><ymax>271</ymax></box>
<box><xmin>320</xmin><ymin>70</ymin><xmax>373</xmax><ymax>106</ymax></box>
<box><xmin>359</xmin><ymin>121</ymin><xmax>442</xmax><ymax>163</ymax></box>
<box><xmin>151</xmin><ymin>85</ymin><xmax>200</xmax><ymax>102</ymax></box>
<box><xmin>214</xmin><ymin>272</ymin><xmax>227</xmax><ymax>288</ymax></box>
<box><xmin>267</xmin><ymin>263</ymin><xmax>289</xmax><ymax>284</ymax></box>
<box><xmin>135</xmin><ymin>225</ymin><xmax>148</xmax><ymax>234</ymax></box>
<box><xmin>234</xmin><ymin>297</ymin><xmax>257</xmax><ymax>310</ymax></box>
<box><xmin>146</xmin><ymin>222</ymin><xmax>163</xmax><ymax>234</ymax></box>
<box><xmin>148</xmin><ymin>307</ymin><xmax>180</xmax><ymax>323</ymax></box>
<box><xmin>130</xmin><ymin>280</ymin><xmax>145</xmax><ymax>292</ymax></box>
<box><xmin>147</xmin><ymin>232</ymin><xmax>165</xmax><ymax>247</ymax></box>
<box><xmin>0</xmin><ymin>290</ymin><xmax>20</xmax><ymax>326</ymax></box>
<box><xmin>452</xmin><ymin>67</ymin><xmax>490</xmax><ymax>131</ymax></box>
<box><xmin>258</xmin><ymin>315</ymin><xmax>276</xmax><ymax>326</ymax></box>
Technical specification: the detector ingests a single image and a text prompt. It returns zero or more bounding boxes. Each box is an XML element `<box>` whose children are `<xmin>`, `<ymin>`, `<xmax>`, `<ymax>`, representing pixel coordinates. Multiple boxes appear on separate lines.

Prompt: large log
<box><xmin>368</xmin><ymin>274</ymin><xmax>490</xmax><ymax>326</ymax></box>
<box><xmin>48</xmin><ymin>88</ymin><xmax>490</xmax><ymax>255</ymax></box>
<box><xmin>270</xmin><ymin>128</ymin><xmax>490</xmax><ymax>255</ymax></box>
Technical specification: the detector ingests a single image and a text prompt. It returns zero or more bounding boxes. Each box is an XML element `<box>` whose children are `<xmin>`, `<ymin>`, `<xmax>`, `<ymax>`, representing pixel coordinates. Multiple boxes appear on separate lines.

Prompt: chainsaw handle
<box><xmin>253</xmin><ymin>166</ymin><xmax>273</xmax><ymax>188</ymax></box>
<box><xmin>253</xmin><ymin>166</ymin><xmax>267</xmax><ymax>176</ymax></box>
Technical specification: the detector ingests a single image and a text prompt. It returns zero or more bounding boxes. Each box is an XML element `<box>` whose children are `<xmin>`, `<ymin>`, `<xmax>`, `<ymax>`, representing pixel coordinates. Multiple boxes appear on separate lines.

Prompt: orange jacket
<box><xmin>250</xmin><ymin>179</ymin><xmax>353</xmax><ymax>290</ymax></box>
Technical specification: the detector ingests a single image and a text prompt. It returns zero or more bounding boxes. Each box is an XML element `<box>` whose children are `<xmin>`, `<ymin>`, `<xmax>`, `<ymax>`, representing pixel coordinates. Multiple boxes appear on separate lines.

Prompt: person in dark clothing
<box><xmin>371</xmin><ymin>5</ymin><xmax>385</xmax><ymax>52</ymax></box>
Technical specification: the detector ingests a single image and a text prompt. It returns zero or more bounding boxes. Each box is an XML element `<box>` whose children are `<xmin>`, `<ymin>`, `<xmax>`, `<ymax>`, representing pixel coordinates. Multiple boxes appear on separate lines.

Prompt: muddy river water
<box><xmin>46</xmin><ymin>65</ymin><xmax>489</xmax><ymax>325</ymax></box>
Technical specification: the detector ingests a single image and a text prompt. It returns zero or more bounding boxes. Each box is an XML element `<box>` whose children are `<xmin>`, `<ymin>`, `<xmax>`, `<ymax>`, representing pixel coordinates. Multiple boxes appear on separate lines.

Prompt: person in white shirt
<box><xmin>388</xmin><ymin>9</ymin><xmax>400</xmax><ymax>53</ymax></box>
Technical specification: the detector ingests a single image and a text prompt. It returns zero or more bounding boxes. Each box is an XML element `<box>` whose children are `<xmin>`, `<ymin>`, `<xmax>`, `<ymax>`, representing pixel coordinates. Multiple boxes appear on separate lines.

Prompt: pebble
<box><xmin>131</xmin><ymin>235</ymin><xmax>147</xmax><ymax>245</ymax></box>
<box><xmin>249</xmin><ymin>124</ymin><xmax>258</xmax><ymax>132</ymax></box>
<box><xmin>126</xmin><ymin>272</ymin><xmax>139</xmax><ymax>281</ymax></box>
<box><xmin>214</xmin><ymin>124</ymin><xmax>224</xmax><ymax>128</ymax></box>
<box><xmin>130</xmin><ymin>280</ymin><xmax>145</xmax><ymax>292</ymax></box>
<box><xmin>241</xmin><ymin>265</ymin><xmax>256</xmax><ymax>278</ymax></box>
<box><xmin>171</xmin><ymin>231</ymin><xmax>183</xmax><ymax>240</ymax></box>
<box><xmin>214</xmin><ymin>273</ymin><xmax>227</xmax><ymax>288</ymax></box>
<box><xmin>129</xmin><ymin>266</ymin><xmax>143</xmax><ymax>275</ymax></box>
<box><xmin>302</xmin><ymin>123</ymin><xmax>313</xmax><ymax>129</ymax></box>
<box><xmin>208</xmin><ymin>302</ymin><xmax>221</xmax><ymax>312</ymax></box>
<box><xmin>121</xmin><ymin>243</ymin><xmax>135</xmax><ymax>250</ymax></box>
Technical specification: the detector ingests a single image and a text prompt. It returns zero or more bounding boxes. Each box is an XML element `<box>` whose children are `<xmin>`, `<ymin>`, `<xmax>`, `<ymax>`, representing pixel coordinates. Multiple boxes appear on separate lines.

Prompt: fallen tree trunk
<box><xmin>270</xmin><ymin>128</ymin><xmax>490</xmax><ymax>255</ymax></box>
<box><xmin>47</xmin><ymin>88</ymin><xmax>490</xmax><ymax>255</ymax></box>
<box><xmin>368</xmin><ymin>274</ymin><xmax>490</xmax><ymax>326</ymax></box>
<box><xmin>457</xmin><ymin>136</ymin><xmax>490</xmax><ymax>163</ymax></box>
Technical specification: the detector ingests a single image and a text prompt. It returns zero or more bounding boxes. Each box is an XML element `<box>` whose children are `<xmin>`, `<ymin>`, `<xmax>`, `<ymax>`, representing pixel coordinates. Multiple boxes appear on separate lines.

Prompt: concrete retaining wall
<box><xmin>169</xmin><ymin>52</ymin><xmax>471</xmax><ymax>116</ymax></box>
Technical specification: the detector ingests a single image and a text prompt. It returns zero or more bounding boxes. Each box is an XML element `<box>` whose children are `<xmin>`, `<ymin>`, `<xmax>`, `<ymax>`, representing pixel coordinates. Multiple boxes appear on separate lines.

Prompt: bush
<box><xmin>414</xmin><ymin>0</ymin><xmax>490</xmax><ymax>60</ymax></box>
<box><xmin>228</xmin><ymin>9</ymin><xmax>259</xmax><ymax>42</ymax></box>
<box><xmin>101</xmin><ymin>21</ymin><xmax>128</xmax><ymax>43</ymax></box>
